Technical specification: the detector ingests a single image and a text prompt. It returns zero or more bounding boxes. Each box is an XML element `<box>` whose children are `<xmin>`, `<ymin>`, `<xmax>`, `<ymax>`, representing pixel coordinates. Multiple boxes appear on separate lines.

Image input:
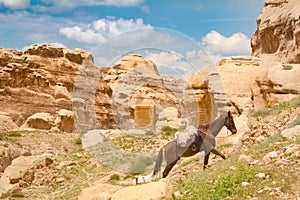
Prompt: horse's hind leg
<box><xmin>211</xmin><ymin>147</ymin><xmax>226</xmax><ymax>159</ymax></box>
<box><xmin>162</xmin><ymin>158</ymin><xmax>179</xmax><ymax>178</ymax></box>
<box><xmin>203</xmin><ymin>152</ymin><xmax>210</xmax><ymax>169</ymax></box>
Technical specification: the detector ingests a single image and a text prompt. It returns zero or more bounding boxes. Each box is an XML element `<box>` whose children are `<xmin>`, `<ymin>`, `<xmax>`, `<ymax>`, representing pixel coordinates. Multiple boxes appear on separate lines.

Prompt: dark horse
<box><xmin>152</xmin><ymin>111</ymin><xmax>237</xmax><ymax>178</ymax></box>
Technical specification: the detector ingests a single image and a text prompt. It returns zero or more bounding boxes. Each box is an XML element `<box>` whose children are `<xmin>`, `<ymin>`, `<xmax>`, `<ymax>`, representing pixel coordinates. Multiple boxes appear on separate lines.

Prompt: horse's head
<box><xmin>224</xmin><ymin>111</ymin><xmax>237</xmax><ymax>134</ymax></box>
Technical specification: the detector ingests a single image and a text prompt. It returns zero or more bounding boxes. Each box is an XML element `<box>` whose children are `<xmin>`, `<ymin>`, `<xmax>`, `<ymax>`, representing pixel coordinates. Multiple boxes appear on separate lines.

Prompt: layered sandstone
<box><xmin>251</xmin><ymin>0</ymin><xmax>300</xmax><ymax>63</ymax></box>
<box><xmin>0</xmin><ymin>46</ymin><xmax>187</xmax><ymax>132</ymax></box>
<box><xmin>101</xmin><ymin>54</ymin><xmax>184</xmax><ymax>130</ymax></box>
<box><xmin>0</xmin><ymin>44</ymin><xmax>98</xmax><ymax>132</ymax></box>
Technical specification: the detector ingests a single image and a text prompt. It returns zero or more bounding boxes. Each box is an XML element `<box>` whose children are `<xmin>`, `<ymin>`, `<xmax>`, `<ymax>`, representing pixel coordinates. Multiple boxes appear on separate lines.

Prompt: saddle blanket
<box><xmin>174</xmin><ymin>126</ymin><xmax>198</xmax><ymax>148</ymax></box>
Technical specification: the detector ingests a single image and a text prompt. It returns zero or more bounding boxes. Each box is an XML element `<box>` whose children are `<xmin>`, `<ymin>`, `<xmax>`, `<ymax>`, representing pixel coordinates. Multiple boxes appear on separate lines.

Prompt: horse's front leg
<box><xmin>203</xmin><ymin>152</ymin><xmax>210</xmax><ymax>169</ymax></box>
<box><xmin>211</xmin><ymin>147</ymin><xmax>226</xmax><ymax>159</ymax></box>
<box><xmin>162</xmin><ymin>158</ymin><xmax>179</xmax><ymax>178</ymax></box>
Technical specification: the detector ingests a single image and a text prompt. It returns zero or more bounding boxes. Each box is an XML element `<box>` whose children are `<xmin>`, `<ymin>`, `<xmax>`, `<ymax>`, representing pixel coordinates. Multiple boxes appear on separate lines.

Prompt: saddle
<box><xmin>174</xmin><ymin>126</ymin><xmax>202</xmax><ymax>151</ymax></box>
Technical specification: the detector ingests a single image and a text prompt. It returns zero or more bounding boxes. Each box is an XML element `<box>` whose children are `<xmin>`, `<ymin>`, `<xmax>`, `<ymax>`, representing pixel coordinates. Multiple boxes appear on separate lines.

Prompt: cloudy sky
<box><xmin>0</xmin><ymin>0</ymin><xmax>264</xmax><ymax>69</ymax></box>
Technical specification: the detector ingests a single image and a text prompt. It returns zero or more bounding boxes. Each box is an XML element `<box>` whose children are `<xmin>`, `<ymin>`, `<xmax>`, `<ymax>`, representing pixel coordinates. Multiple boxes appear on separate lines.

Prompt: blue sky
<box><xmin>0</xmin><ymin>0</ymin><xmax>264</xmax><ymax>68</ymax></box>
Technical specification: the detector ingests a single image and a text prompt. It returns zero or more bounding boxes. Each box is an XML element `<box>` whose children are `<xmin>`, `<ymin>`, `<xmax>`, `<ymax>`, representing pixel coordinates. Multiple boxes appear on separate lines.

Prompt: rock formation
<box><xmin>0</xmin><ymin>45</ymin><xmax>188</xmax><ymax>132</ymax></box>
<box><xmin>251</xmin><ymin>0</ymin><xmax>300</xmax><ymax>63</ymax></box>
<box><xmin>100</xmin><ymin>54</ymin><xmax>185</xmax><ymax>130</ymax></box>
<box><xmin>0</xmin><ymin>44</ymin><xmax>93</xmax><ymax>132</ymax></box>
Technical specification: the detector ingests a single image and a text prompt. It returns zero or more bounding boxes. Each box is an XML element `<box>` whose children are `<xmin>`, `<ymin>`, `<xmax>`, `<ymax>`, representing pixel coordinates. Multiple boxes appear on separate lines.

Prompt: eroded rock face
<box><xmin>0</xmin><ymin>44</ymin><xmax>108</xmax><ymax>132</ymax></box>
<box><xmin>102</xmin><ymin>54</ymin><xmax>184</xmax><ymax>130</ymax></box>
<box><xmin>251</xmin><ymin>0</ymin><xmax>300</xmax><ymax>63</ymax></box>
<box><xmin>0</xmin><ymin>112</ymin><xmax>18</xmax><ymax>132</ymax></box>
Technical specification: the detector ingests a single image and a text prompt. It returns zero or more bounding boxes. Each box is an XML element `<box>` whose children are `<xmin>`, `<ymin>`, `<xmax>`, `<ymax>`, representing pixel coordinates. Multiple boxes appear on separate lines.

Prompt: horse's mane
<box><xmin>196</xmin><ymin>113</ymin><xmax>227</xmax><ymax>136</ymax></box>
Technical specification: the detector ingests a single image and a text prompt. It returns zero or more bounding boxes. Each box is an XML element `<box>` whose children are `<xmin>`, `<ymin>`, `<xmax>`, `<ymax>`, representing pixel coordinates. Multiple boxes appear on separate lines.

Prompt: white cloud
<box><xmin>201</xmin><ymin>30</ymin><xmax>251</xmax><ymax>56</ymax></box>
<box><xmin>32</xmin><ymin>0</ymin><xmax>145</xmax><ymax>12</ymax></box>
<box><xmin>60</xmin><ymin>17</ymin><xmax>152</xmax><ymax>44</ymax></box>
<box><xmin>0</xmin><ymin>0</ymin><xmax>30</xmax><ymax>9</ymax></box>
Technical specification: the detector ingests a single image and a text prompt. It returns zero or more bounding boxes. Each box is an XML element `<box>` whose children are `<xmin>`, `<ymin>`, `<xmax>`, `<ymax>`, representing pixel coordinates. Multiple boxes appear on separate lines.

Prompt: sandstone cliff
<box><xmin>251</xmin><ymin>0</ymin><xmax>300</xmax><ymax>63</ymax></box>
<box><xmin>0</xmin><ymin>44</ymin><xmax>97</xmax><ymax>132</ymax></box>
<box><xmin>0</xmin><ymin>45</ymin><xmax>188</xmax><ymax>132</ymax></box>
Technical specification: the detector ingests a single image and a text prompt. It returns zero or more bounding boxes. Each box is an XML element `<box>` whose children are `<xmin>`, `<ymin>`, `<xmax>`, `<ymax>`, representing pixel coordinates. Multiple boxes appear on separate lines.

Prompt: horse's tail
<box><xmin>153</xmin><ymin>147</ymin><xmax>164</xmax><ymax>176</ymax></box>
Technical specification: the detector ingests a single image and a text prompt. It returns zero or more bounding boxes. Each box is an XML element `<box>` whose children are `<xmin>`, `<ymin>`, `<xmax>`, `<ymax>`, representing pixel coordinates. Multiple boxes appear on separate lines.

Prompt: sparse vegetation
<box><xmin>289</xmin><ymin>115</ymin><xmax>300</xmax><ymax>128</ymax></box>
<box><xmin>247</xmin><ymin>133</ymin><xmax>284</xmax><ymax>159</ymax></box>
<box><xmin>250</xmin><ymin>96</ymin><xmax>300</xmax><ymax>118</ymax></box>
<box><xmin>161</xmin><ymin>125</ymin><xmax>178</xmax><ymax>136</ymax></box>
<box><xmin>175</xmin><ymin>133</ymin><xmax>299</xmax><ymax>200</ymax></box>
<box><xmin>128</xmin><ymin>154</ymin><xmax>156</xmax><ymax>174</ymax></box>
<box><xmin>109</xmin><ymin>174</ymin><xmax>120</xmax><ymax>181</ymax></box>
<box><xmin>176</xmin><ymin>155</ymin><xmax>259</xmax><ymax>200</ymax></box>
<box><xmin>282</xmin><ymin>64</ymin><xmax>293</xmax><ymax>70</ymax></box>
<box><xmin>0</xmin><ymin>131</ymin><xmax>22</xmax><ymax>145</ymax></box>
<box><xmin>75</xmin><ymin>137</ymin><xmax>82</xmax><ymax>145</ymax></box>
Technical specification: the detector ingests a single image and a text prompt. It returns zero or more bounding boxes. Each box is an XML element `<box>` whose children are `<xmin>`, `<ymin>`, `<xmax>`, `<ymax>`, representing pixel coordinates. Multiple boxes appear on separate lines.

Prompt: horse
<box><xmin>152</xmin><ymin>111</ymin><xmax>237</xmax><ymax>178</ymax></box>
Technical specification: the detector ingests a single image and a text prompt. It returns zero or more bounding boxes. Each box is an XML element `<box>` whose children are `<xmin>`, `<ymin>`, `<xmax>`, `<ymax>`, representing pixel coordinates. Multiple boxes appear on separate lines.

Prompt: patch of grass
<box><xmin>288</xmin><ymin>115</ymin><xmax>300</xmax><ymax>128</ymax></box>
<box><xmin>295</xmin><ymin>136</ymin><xmax>300</xmax><ymax>144</ymax></box>
<box><xmin>0</xmin><ymin>191</ymin><xmax>25</xmax><ymax>199</ymax></box>
<box><xmin>175</xmin><ymin>155</ymin><xmax>259</xmax><ymax>200</ymax></box>
<box><xmin>250</xmin><ymin>108</ymin><xmax>272</xmax><ymax>118</ymax></box>
<box><xmin>175</xmin><ymin>132</ymin><xmax>300</xmax><ymax>200</ymax></box>
<box><xmin>0</xmin><ymin>131</ymin><xmax>22</xmax><ymax>144</ymax></box>
<box><xmin>218</xmin><ymin>143</ymin><xmax>233</xmax><ymax>151</ymax></box>
<box><xmin>282</xmin><ymin>64</ymin><xmax>293</xmax><ymax>70</ymax></box>
<box><xmin>161</xmin><ymin>126</ymin><xmax>178</xmax><ymax>136</ymax></box>
<box><xmin>247</xmin><ymin>133</ymin><xmax>284</xmax><ymax>160</ymax></box>
<box><xmin>180</xmin><ymin>156</ymin><xmax>200</xmax><ymax>167</ymax></box>
<box><xmin>250</xmin><ymin>96</ymin><xmax>300</xmax><ymax>118</ymax></box>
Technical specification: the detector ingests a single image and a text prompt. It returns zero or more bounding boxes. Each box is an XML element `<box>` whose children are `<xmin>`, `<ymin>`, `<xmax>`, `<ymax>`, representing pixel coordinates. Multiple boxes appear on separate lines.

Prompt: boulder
<box><xmin>254</xmin><ymin>63</ymin><xmax>300</xmax><ymax>105</ymax></box>
<box><xmin>111</xmin><ymin>181</ymin><xmax>173</xmax><ymax>200</ymax></box>
<box><xmin>21</xmin><ymin>112</ymin><xmax>54</xmax><ymax>130</ymax></box>
<box><xmin>78</xmin><ymin>183</ymin><xmax>122</xmax><ymax>200</ymax></box>
<box><xmin>281</xmin><ymin>125</ymin><xmax>300</xmax><ymax>139</ymax></box>
<box><xmin>55</xmin><ymin>109</ymin><xmax>75</xmax><ymax>133</ymax></box>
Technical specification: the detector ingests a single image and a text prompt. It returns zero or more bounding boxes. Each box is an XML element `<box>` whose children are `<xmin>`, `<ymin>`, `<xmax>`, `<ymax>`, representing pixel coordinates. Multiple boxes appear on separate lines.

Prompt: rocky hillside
<box><xmin>251</xmin><ymin>0</ymin><xmax>300</xmax><ymax>63</ymax></box>
<box><xmin>0</xmin><ymin>96</ymin><xmax>299</xmax><ymax>199</ymax></box>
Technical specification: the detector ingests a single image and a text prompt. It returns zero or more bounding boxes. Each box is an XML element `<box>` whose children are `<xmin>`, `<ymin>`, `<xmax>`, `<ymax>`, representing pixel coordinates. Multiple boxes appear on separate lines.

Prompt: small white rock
<box><xmin>255</xmin><ymin>172</ymin><xmax>266</xmax><ymax>179</ymax></box>
<box><xmin>241</xmin><ymin>182</ymin><xmax>250</xmax><ymax>187</ymax></box>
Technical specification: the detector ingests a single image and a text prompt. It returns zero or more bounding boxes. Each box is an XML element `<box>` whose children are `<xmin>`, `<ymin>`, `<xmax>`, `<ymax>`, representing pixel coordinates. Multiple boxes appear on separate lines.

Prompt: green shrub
<box><xmin>161</xmin><ymin>126</ymin><xmax>178</xmax><ymax>136</ymax></box>
<box><xmin>75</xmin><ymin>137</ymin><xmax>82</xmax><ymax>145</ymax></box>
<box><xmin>282</xmin><ymin>64</ymin><xmax>293</xmax><ymax>70</ymax></box>
<box><xmin>109</xmin><ymin>174</ymin><xmax>120</xmax><ymax>181</ymax></box>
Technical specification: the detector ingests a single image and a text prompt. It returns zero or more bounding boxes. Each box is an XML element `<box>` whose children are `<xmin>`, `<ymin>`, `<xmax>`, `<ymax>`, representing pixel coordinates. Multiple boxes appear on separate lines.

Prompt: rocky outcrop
<box><xmin>251</xmin><ymin>0</ymin><xmax>300</xmax><ymax>63</ymax></box>
<box><xmin>78</xmin><ymin>183</ymin><xmax>122</xmax><ymax>200</ymax></box>
<box><xmin>79</xmin><ymin>180</ymin><xmax>173</xmax><ymax>200</ymax></box>
<box><xmin>0</xmin><ymin>155</ymin><xmax>44</xmax><ymax>196</ymax></box>
<box><xmin>254</xmin><ymin>63</ymin><xmax>300</xmax><ymax>105</ymax></box>
<box><xmin>101</xmin><ymin>54</ymin><xmax>184</xmax><ymax>130</ymax></box>
<box><xmin>0</xmin><ymin>44</ymin><xmax>92</xmax><ymax>132</ymax></box>
<box><xmin>0</xmin><ymin>45</ymin><xmax>186</xmax><ymax>132</ymax></box>
<box><xmin>111</xmin><ymin>181</ymin><xmax>173</xmax><ymax>200</ymax></box>
<box><xmin>21</xmin><ymin>112</ymin><xmax>54</xmax><ymax>130</ymax></box>
<box><xmin>0</xmin><ymin>44</ymin><xmax>115</xmax><ymax>132</ymax></box>
<box><xmin>0</xmin><ymin>112</ymin><xmax>18</xmax><ymax>132</ymax></box>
